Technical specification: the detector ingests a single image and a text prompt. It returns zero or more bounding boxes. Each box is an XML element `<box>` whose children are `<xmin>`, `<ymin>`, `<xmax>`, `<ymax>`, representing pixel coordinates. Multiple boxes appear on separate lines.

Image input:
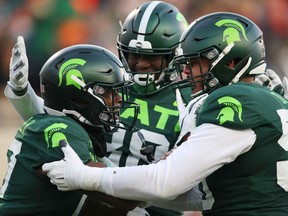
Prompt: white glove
<box><xmin>8</xmin><ymin>36</ymin><xmax>29</xmax><ymax>91</ymax></box>
<box><xmin>176</xmin><ymin>89</ymin><xmax>208</xmax><ymax>145</ymax></box>
<box><xmin>42</xmin><ymin>140</ymin><xmax>103</xmax><ymax>191</ymax></box>
<box><xmin>255</xmin><ymin>69</ymin><xmax>288</xmax><ymax>99</ymax></box>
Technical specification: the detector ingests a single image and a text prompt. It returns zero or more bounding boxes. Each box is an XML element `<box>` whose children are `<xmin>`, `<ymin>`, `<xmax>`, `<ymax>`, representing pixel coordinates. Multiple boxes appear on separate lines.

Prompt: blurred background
<box><xmin>1</xmin><ymin>0</ymin><xmax>288</xmax><ymax>181</ymax></box>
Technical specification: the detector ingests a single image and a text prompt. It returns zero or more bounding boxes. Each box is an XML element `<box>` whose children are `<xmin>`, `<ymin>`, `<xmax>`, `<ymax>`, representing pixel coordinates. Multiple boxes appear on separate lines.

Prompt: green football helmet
<box><xmin>40</xmin><ymin>44</ymin><xmax>138</xmax><ymax>132</ymax></box>
<box><xmin>173</xmin><ymin>12</ymin><xmax>266</xmax><ymax>96</ymax></box>
<box><xmin>117</xmin><ymin>1</ymin><xmax>188</xmax><ymax>95</ymax></box>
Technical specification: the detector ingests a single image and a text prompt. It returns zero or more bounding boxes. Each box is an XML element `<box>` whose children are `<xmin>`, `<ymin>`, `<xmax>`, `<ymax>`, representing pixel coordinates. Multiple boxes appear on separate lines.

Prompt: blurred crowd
<box><xmin>0</xmin><ymin>0</ymin><xmax>287</xmax><ymax>94</ymax></box>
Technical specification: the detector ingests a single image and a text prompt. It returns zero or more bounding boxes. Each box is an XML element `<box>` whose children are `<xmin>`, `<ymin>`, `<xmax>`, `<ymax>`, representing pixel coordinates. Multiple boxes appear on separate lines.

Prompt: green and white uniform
<box><xmin>95</xmin><ymin>82</ymin><xmax>288</xmax><ymax>216</ymax></box>
<box><xmin>4</xmin><ymin>82</ymin><xmax>197</xmax><ymax>215</ymax></box>
<box><xmin>0</xmin><ymin>114</ymin><xmax>96</xmax><ymax>216</ymax></box>
<box><xmin>197</xmin><ymin>82</ymin><xmax>288</xmax><ymax>215</ymax></box>
<box><xmin>106</xmin><ymin>84</ymin><xmax>184</xmax><ymax>166</ymax></box>
<box><xmin>105</xmin><ymin>84</ymin><xmax>190</xmax><ymax>215</ymax></box>
<box><xmin>4</xmin><ymin>76</ymin><xmax>185</xmax><ymax>167</ymax></box>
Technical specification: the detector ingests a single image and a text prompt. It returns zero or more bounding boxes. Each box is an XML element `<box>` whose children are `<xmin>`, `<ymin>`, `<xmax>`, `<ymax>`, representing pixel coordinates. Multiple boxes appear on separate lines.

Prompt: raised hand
<box><xmin>8</xmin><ymin>36</ymin><xmax>29</xmax><ymax>92</ymax></box>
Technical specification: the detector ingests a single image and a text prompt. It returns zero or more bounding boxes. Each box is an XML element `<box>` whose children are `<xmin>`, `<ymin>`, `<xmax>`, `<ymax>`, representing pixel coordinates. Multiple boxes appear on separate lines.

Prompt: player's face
<box><xmin>127</xmin><ymin>53</ymin><xmax>167</xmax><ymax>78</ymax></box>
<box><xmin>103</xmin><ymin>88</ymin><xmax>122</xmax><ymax>107</ymax></box>
<box><xmin>101</xmin><ymin>88</ymin><xmax>122</xmax><ymax>120</ymax></box>
<box><xmin>182</xmin><ymin>58</ymin><xmax>209</xmax><ymax>94</ymax></box>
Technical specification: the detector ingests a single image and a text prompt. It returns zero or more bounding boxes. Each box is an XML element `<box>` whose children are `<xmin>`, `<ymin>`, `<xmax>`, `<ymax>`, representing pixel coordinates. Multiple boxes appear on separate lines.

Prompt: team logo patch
<box><xmin>215</xmin><ymin>19</ymin><xmax>249</xmax><ymax>45</ymax></box>
<box><xmin>44</xmin><ymin>123</ymin><xmax>68</xmax><ymax>148</ymax></box>
<box><xmin>18</xmin><ymin>119</ymin><xmax>36</xmax><ymax>136</ymax></box>
<box><xmin>58</xmin><ymin>58</ymin><xmax>86</xmax><ymax>89</ymax></box>
<box><xmin>217</xmin><ymin>96</ymin><xmax>243</xmax><ymax>125</ymax></box>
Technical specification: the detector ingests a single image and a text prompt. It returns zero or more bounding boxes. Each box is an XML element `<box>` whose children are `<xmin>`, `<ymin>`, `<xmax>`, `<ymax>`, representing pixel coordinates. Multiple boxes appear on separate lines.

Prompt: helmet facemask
<box><xmin>173</xmin><ymin>49</ymin><xmax>220</xmax><ymax>100</ymax></box>
<box><xmin>70</xmin><ymin>75</ymin><xmax>139</xmax><ymax>133</ymax></box>
<box><xmin>118</xmin><ymin>45</ymin><xmax>177</xmax><ymax>96</ymax></box>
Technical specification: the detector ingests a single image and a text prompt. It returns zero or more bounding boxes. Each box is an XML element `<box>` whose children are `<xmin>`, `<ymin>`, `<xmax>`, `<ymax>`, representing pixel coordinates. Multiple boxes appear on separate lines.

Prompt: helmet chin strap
<box><xmin>229</xmin><ymin>57</ymin><xmax>252</xmax><ymax>84</ymax></box>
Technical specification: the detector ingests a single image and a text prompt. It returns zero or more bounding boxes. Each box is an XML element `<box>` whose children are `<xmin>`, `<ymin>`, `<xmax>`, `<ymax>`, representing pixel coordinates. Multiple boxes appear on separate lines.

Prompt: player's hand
<box><xmin>42</xmin><ymin>140</ymin><xmax>102</xmax><ymax>191</ymax></box>
<box><xmin>255</xmin><ymin>69</ymin><xmax>288</xmax><ymax>99</ymax></box>
<box><xmin>176</xmin><ymin>89</ymin><xmax>208</xmax><ymax>144</ymax></box>
<box><xmin>8</xmin><ymin>36</ymin><xmax>29</xmax><ymax>92</ymax></box>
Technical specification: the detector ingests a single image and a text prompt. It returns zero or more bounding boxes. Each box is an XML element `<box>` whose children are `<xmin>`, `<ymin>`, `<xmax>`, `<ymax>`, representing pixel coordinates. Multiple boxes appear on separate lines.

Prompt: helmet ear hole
<box><xmin>225</xmin><ymin>58</ymin><xmax>240</xmax><ymax>69</ymax></box>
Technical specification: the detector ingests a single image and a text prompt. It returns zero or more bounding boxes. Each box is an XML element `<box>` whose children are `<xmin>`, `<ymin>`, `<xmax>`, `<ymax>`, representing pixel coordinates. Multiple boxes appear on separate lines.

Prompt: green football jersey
<box><xmin>197</xmin><ymin>82</ymin><xmax>288</xmax><ymax>216</ymax></box>
<box><xmin>106</xmin><ymin>85</ymin><xmax>186</xmax><ymax>166</ymax></box>
<box><xmin>105</xmin><ymin>85</ymin><xmax>189</xmax><ymax>216</ymax></box>
<box><xmin>0</xmin><ymin>114</ymin><xmax>96</xmax><ymax>216</ymax></box>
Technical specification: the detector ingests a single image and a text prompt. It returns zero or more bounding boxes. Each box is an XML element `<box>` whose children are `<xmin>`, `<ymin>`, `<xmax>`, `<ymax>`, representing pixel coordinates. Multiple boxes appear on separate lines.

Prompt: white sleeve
<box><xmin>4</xmin><ymin>83</ymin><xmax>44</xmax><ymax>121</ymax></box>
<box><xmin>98</xmin><ymin>123</ymin><xmax>256</xmax><ymax>201</ymax></box>
<box><xmin>146</xmin><ymin>185</ymin><xmax>203</xmax><ymax>211</ymax></box>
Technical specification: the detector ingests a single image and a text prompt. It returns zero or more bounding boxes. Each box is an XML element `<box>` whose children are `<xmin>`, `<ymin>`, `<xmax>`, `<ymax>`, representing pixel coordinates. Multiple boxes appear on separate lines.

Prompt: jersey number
<box><xmin>201</xmin><ymin>109</ymin><xmax>288</xmax><ymax>210</ymax></box>
<box><xmin>276</xmin><ymin>109</ymin><xmax>288</xmax><ymax>191</ymax></box>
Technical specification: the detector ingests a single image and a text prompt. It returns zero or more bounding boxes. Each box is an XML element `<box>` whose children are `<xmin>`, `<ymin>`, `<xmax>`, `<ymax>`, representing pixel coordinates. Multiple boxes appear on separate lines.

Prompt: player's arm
<box><xmin>5</xmin><ymin>36</ymin><xmax>44</xmax><ymax>121</ymax></box>
<box><xmin>38</xmin><ymin>158</ymin><xmax>140</xmax><ymax>213</ymax></box>
<box><xmin>43</xmin><ymin>124</ymin><xmax>256</xmax><ymax>203</ymax></box>
<box><xmin>38</xmin><ymin>145</ymin><xmax>141</xmax><ymax>212</ymax></box>
<box><xmin>39</xmin><ymin>161</ymin><xmax>139</xmax><ymax>214</ymax></box>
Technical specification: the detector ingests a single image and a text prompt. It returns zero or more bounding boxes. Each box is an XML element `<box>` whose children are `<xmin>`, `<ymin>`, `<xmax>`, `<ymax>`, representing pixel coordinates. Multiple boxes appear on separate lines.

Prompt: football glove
<box><xmin>8</xmin><ymin>36</ymin><xmax>29</xmax><ymax>92</ymax></box>
<box><xmin>255</xmin><ymin>69</ymin><xmax>288</xmax><ymax>99</ymax></box>
<box><xmin>42</xmin><ymin>140</ymin><xmax>103</xmax><ymax>191</ymax></box>
<box><xmin>176</xmin><ymin>89</ymin><xmax>208</xmax><ymax>145</ymax></box>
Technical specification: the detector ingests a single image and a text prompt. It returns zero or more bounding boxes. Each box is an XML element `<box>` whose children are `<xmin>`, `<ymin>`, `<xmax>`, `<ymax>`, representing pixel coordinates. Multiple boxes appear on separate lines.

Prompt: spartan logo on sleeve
<box><xmin>44</xmin><ymin>123</ymin><xmax>68</xmax><ymax>148</ymax></box>
<box><xmin>217</xmin><ymin>96</ymin><xmax>243</xmax><ymax>125</ymax></box>
<box><xmin>18</xmin><ymin>118</ymin><xmax>36</xmax><ymax>136</ymax></box>
<box><xmin>215</xmin><ymin>19</ymin><xmax>249</xmax><ymax>45</ymax></box>
<box><xmin>58</xmin><ymin>58</ymin><xmax>86</xmax><ymax>89</ymax></box>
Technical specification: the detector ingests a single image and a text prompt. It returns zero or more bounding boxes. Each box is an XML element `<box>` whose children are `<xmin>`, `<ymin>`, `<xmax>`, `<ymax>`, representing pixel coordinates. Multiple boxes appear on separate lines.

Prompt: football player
<box><xmin>4</xmin><ymin>2</ymin><xmax>286</xmax><ymax>216</ymax></box>
<box><xmin>0</xmin><ymin>44</ymin><xmax>140</xmax><ymax>215</ymax></box>
<box><xmin>43</xmin><ymin>12</ymin><xmax>288</xmax><ymax>216</ymax></box>
<box><xmin>4</xmin><ymin>2</ymin><xmax>202</xmax><ymax>216</ymax></box>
